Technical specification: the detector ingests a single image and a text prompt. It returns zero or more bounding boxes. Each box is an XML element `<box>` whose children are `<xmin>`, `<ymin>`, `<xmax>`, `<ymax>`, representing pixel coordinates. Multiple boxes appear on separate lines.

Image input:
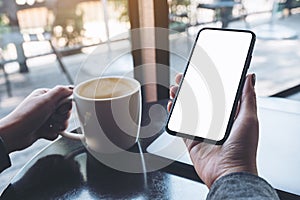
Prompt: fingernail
<box><xmin>252</xmin><ymin>74</ymin><xmax>256</xmax><ymax>87</ymax></box>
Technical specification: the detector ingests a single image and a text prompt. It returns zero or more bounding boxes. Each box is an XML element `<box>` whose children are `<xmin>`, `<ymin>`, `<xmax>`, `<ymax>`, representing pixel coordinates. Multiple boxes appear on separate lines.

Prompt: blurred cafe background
<box><xmin>0</xmin><ymin>0</ymin><xmax>300</xmax><ymax>193</ymax></box>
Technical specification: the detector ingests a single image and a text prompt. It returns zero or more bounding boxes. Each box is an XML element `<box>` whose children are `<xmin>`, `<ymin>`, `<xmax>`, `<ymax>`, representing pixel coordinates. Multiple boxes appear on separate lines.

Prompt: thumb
<box><xmin>44</xmin><ymin>86</ymin><xmax>73</xmax><ymax>105</ymax></box>
<box><xmin>236</xmin><ymin>74</ymin><xmax>257</xmax><ymax>120</ymax></box>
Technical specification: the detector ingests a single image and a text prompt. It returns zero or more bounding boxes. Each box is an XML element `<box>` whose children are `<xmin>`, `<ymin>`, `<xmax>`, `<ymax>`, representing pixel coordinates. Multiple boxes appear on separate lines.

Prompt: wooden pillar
<box><xmin>128</xmin><ymin>0</ymin><xmax>170</xmax><ymax>102</ymax></box>
<box><xmin>128</xmin><ymin>0</ymin><xmax>144</xmax><ymax>100</ymax></box>
<box><xmin>154</xmin><ymin>0</ymin><xmax>170</xmax><ymax>100</ymax></box>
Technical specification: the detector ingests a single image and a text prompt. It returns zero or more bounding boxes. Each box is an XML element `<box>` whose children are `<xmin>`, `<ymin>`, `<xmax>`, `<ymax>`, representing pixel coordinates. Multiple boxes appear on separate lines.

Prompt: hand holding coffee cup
<box><xmin>60</xmin><ymin>76</ymin><xmax>141</xmax><ymax>154</ymax></box>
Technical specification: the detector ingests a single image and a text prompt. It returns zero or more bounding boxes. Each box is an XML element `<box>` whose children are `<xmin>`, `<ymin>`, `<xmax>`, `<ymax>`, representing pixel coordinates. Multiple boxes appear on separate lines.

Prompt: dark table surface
<box><xmin>1</xmin><ymin>100</ymin><xmax>299</xmax><ymax>200</ymax></box>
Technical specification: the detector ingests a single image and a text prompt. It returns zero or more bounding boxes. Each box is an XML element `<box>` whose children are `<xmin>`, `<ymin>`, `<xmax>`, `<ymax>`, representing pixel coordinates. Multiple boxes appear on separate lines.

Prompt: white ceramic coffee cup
<box><xmin>60</xmin><ymin>76</ymin><xmax>142</xmax><ymax>154</ymax></box>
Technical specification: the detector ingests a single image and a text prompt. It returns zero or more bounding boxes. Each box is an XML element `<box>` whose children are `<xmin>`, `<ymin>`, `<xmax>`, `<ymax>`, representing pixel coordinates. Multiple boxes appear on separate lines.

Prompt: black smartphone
<box><xmin>166</xmin><ymin>27</ymin><xmax>256</xmax><ymax>145</ymax></box>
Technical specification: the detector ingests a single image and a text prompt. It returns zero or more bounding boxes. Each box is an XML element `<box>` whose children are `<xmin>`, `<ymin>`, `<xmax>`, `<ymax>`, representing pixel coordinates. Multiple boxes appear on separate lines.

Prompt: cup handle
<box><xmin>60</xmin><ymin>131</ymin><xmax>84</xmax><ymax>140</ymax></box>
<box><xmin>58</xmin><ymin>95</ymin><xmax>84</xmax><ymax>141</ymax></box>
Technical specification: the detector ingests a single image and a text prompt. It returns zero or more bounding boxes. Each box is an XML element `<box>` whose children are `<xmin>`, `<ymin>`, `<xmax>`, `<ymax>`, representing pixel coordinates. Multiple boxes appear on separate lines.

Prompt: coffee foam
<box><xmin>78</xmin><ymin>78</ymin><xmax>136</xmax><ymax>99</ymax></box>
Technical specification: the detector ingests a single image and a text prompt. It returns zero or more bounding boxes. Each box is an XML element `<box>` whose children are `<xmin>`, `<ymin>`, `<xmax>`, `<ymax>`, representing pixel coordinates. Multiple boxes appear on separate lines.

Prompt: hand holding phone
<box><xmin>169</xmin><ymin>74</ymin><xmax>259</xmax><ymax>189</ymax></box>
<box><xmin>166</xmin><ymin>28</ymin><xmax>256</xmax><ymax>144</ymax></box>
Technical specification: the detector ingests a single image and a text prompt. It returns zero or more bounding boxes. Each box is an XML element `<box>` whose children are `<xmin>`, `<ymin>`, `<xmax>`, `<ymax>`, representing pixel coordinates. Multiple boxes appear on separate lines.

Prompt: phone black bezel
<box><xmin>165</xmin><ymin>27</ymin><xmax>256</xmax><ymax>145</ymax></box>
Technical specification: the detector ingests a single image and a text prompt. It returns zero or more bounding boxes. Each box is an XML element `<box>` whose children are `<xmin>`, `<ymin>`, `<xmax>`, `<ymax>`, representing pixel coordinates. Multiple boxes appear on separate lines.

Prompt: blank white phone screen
<box><xmin>168</xmin><ymin>29</ymin><xmax>253</xmax><ymax>141</ymax></box>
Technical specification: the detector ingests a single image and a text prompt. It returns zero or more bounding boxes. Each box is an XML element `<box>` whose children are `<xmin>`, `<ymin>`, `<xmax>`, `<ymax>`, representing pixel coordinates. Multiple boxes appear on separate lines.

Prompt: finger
<box><xmin>32</xmin><ymin>88</ymin><xmax>50</xmax><ymax>95</ymax></box>
<box><xmin>183</xmin><ymin>138</ymin><xmax>203</xmax><ymax>153</ymax></box>
<box><xmin>44</xmin><ymin>86</ymin><xmax>73</xmax><ymax>105</ymax></box>
<box><xmin>236</xmin><ymin>74</ymin><xmax>257</xmax><ymax>120</ymax></box>
<box><xmin>52</xmin><ymin>121</ymin><xmax>68</xmax><ymax>132</ymax></box>
<box><xmin>44</xmin><ymin>121</ymin><xmax>68</xmax><ymax>137</ymax></box>
<box><xmin>175</xmin><ymin>73</ymin><xmax>183</xmax><ymax>85</ymax></box>
<box><xmin>169</xmin><ymin>85</ymin><xmax>178</xmax><ymax>99</ymax></box>
<box><xmin>25</xmin><ymin>88</ymin><xmax>50</xmax><ymax>100</ymax></box>
<box><xmin>167</xmin><ymin>100</ymin><xmax>172</xmax><ymax>112</ymax></box>
<box><xmin>38</xmin><ymin>124</ymin><xmax>60</xmax><ymax>141</ymax></box>
<box><xmin>56</xmin><ymin>100</ymin><xmax>72</xmax><ymax>114</ymax></box>
<box><xmin>234</xmin><ymin>100</ymin><xmax>241</xmax><ymax>119</ymax></box>
<box><xmin>50</xmin><ymin>112</ymin><xmax>71</xmax><ymax>123</ymax></box>
<box><xmin>43</xmin><ymin>131</ymin><xmax>59</xmax><ymax>141</ymax></box>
